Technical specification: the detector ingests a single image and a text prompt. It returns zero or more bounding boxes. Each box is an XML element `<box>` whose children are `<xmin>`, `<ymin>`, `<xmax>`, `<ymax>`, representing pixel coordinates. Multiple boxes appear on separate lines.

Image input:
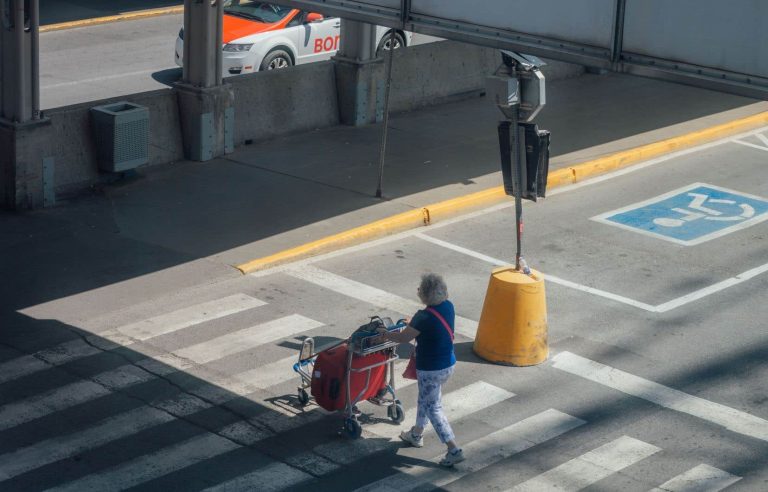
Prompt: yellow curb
<box><xmin>235</xmin><ymin>110</ymin><xmax>768</xmax><ymax>274</ymax></box>
<box><xmin>41</xmin><ymin>6</ymin><xmax>184</xmax><ymax>33</ymax></box>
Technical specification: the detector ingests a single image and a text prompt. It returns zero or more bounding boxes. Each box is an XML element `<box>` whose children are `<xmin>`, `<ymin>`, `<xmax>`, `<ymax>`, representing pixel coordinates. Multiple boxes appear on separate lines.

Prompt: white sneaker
<box><xmin>439</xmin><ymin>448</ymin><xmax>465</xmax><ymax>467</ymax></box>
<box><xmin>399</xmin><ymin>430</ymin><xmax>424</xmax><ymax>448</ymax></box>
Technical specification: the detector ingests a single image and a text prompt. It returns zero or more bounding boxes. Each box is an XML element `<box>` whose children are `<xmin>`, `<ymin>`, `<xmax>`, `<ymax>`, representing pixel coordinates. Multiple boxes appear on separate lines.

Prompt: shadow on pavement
<box><xmin>151</xmin><ymin>67</ymin><xmax>182</xmax><ymax>87</ymax></box>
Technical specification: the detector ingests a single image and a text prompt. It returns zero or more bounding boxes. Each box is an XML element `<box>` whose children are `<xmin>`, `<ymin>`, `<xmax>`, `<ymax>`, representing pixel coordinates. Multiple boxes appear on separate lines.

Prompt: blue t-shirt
<box><xmin>411</xmin><ymin>300</ymin><xmax>456</xmax><ymax>371</ymax></box>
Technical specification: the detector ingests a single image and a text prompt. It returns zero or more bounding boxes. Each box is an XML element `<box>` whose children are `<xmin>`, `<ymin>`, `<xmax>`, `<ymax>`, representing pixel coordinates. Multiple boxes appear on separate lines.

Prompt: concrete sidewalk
<box><xmin>2</xmin><ymin>71</ymin><xmax>766</xmax><ymax>326</ymax></box>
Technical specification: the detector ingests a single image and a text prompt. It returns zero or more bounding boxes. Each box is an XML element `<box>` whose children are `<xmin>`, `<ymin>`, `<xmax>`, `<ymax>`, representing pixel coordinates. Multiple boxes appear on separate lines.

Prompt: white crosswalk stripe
<box><xmin>507</xmin><ymin>436</ymin><xmax>660</xmax><ymax>492</ymax></box>
<box><xmin>650</xmin><ymin>464</ymin><xmax>742</xmax><ymax>492</ymax></box>
<box><xmin>0</xmin><ymin>339</ymin><xmax>103</xmax><ymax>385</ymax></box>
<box><xmin>355</xmin><ymin>409</ymin><xmax>586</xmax><ymax>492</ymax></box>
<box><xmin>286</xmin><ymin>265</ymin><xmax>478</xmax><ymax>339</ymax></box>
<box><xmin>0</xmin><ymin>406</ymin><xmax>177</xmax><ymax>480</ymax></box>
<box><xmin>314</xmin><ymin>381</ymin><xmax>514</xmax><ymax>465</ymax></box>
<box><xmin>552</xmin><ymin>351</ymin><xmax>768</xmax><ymax>442</ymax></box>
<box><xmin>0</xmin><ymin>312</ymin><xmax>324</xmax><ymax>432</ymax></box>
<box><xmin>43</xmin><ymin>433</ymin><xmax>241</xmax><ymax>492</ymax></box>
<box><xmin>155</xmin><ymin>314</ymin><xmax>323</xmax><ymax>369</ymax></box>
<box><xmin>114</xmin><ymin>294</ymin><xmax>267</xmax><ymax>342</ymax></box>
<box><xmin>0</xmin><ymin>365</ymin><xmax>154</xmax><ymax>431</ymax></box>
<box><xmin>0</xmin><ymin>294</ymin><xmax>267</xmax><ymax>386</ymax></box>
<box><xmin>201</xmin><ymin>462</ymin><xmax>312</xmax><ymax>492</ymax></box>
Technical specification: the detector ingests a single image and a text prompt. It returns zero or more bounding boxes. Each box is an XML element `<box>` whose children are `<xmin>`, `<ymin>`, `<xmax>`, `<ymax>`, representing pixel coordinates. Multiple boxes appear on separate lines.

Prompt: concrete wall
<box><xmin>7</xmin><ymin>39</ymin><xmax>583</xmax><ymax>207</ymax></box>
<box><xmin>229</xmin><ymin>61</ymin><xmax>340</xmax><ymax>145</ymax></box>
<box><xmin>390</xmin><ymin>40</ymin><xmax>584</xmax><ymax>113</ymax></box>
<box><xmin>45</xmin><ymin>88</ymin><xmax>183</xmax><ymax>194</ymax></box>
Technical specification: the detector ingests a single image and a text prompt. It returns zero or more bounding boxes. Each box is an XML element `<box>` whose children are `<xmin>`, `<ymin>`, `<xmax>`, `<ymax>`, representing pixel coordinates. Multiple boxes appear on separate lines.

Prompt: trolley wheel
<box><xmin>297</xmin><ymin>388</ymin><xmax>310</xmax><ymax>407</ymax></box>
<box><xmin>344</xmin><ymin>418</ymin><xmax>362</xmax><ymax>439</ymax></box>
<box><xmin>388</xmin><ymin>403</ymin><xmax>405</xmax><ymax>424</ymax></box>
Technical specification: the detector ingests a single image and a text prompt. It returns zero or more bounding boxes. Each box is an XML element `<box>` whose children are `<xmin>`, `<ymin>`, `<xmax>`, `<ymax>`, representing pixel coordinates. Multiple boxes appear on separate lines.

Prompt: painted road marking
<box><xmin>157</xmin><ymin>314</ymin><xmax>323</xmax><ymax>369</ymax></box>
<box><xmin>416</xmin><ymin>233</ymin><xmax>768</xmax><ymax>313</ymax></box>
<box><xmin>116</xmin><ymin>294</ymin><xmax>266</xmax><ymax>342</ymax></box>
<box><xmin>733</xmin><ymin>132</ymin><xmax>768</xmax><ymax>152</ymax></box>
<box><xmin>0</xmin><ymin>294</ymin><xmax>267</xmax><ymax>386</ymax></box>
<box><xmin>201</xmin><ymin>462</ymin><xmax>311</xmax><ymax>492</ymax></box>
<box><xmin>507</xmin><ymin>435</ymin><xmax>660</xmax><ymax>491</ymax></box>
<box><xmin>552</xmin><ymin>351</ymin><xmax>768</xmax><ymax>442</ymax></box>
<box><xmin>650</xmin><ymin>464</ymin><xmax>741</xmax><ymax>492</ymax></box>
<box><xmin>246</xmin><ymin>126</ymin><xmax>768</xmax><ymax>281</ymax></box>
<box><xmin>286</xmin><ymin>265</ymin><xmax>478</xmax><ymax>338</ymax></box>
<box><xmin>314</xmin><ymin>381</ymin><xmax>514</xmax><ymax>465</ymax></box>
<box><xmin>44</xmin><ymin>432</ymin><xmax>241</xmax><ymax>492</ymax></box>
<box><xmin>0</xmin><ymin>338</ymin><xmax>104</xmax><ymax>385</ymax></box>
<box><xmin>0</xmin><ymin>406</ymin><xmax>176</xmax><ymax>481</ymax></box>
<box><xmin>591</xmin><ymin>183</ymin><xmax>768</xmax><ymax>246</ymax></box>
<box><xmin>0</xmin><ymin>365</ymin><xmax>154</xmax><ymax>431</ymax></box>
<box><xmin>415</xmin><ymin>233</ymin><xmax>657</xmax><ymax>312</ymax></box>
<box><xmin>354</xmin><ymin>409</ymin><xmax>586</xmax><ymax>492</ymax></box>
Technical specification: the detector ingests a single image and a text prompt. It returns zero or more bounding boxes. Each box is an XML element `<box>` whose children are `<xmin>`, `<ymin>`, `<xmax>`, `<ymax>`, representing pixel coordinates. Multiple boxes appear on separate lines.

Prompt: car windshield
<box><xmin>223</xmin><ymin>1</ymin><xmax>292</xmax><ymax>23</ymax></box>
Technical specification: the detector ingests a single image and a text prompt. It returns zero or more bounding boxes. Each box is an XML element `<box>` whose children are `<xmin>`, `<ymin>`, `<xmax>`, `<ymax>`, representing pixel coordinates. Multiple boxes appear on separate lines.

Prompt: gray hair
<box><xmin>418</xmin><ymin>273</ymin><xmax>449</xmax><ymax>306</ymax></box>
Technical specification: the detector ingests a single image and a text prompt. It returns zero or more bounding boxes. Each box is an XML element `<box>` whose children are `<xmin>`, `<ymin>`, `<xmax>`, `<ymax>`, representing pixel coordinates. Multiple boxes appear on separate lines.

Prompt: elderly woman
<box><xmin>377</xmin><ymin>273</ymin><xmax>464</xmax><ymax>467</ymax></box>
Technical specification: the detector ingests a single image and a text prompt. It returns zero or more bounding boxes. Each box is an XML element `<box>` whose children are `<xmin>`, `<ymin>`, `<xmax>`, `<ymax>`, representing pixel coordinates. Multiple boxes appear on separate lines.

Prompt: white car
<box><xmin>175</xmin><ymin>1</ymin><xmax>410</xmax><ymax>75</ymax></box>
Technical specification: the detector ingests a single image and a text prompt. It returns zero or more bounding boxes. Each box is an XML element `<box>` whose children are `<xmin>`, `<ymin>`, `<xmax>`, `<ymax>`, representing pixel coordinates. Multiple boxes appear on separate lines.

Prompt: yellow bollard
<box><xmin>473</xmin><ymin>266</ymin><xmax>548</xmax><ymax>366</ymax></box>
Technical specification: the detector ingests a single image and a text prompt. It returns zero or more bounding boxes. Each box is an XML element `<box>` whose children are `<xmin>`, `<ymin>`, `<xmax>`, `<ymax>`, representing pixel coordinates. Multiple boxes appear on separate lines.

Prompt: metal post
<box><xmin>610</xmin><ymin>0</ymin><xmax>627</xmax><ymax>67</ymax></box>
<box><xmin>338</xmin><ymin>19</ymin><xmax>377</xmax><ymax>61</ymax></box>
<box><xmin>375</xmin><ymin>28</ymin><xmax>395</xmax><ymax>199</ymax></box>
<box><xmin>30</xmin><ymin>0</ymin><xmax>39</xmax><ymax>119</ymax></box>
<box><xmin>509</xmin><ymin>88</ymin><xmax>524</xmax><ymax>271</ymax></box>
<box><xmin>214</xmin><ymin>0</ymin><xmax>223</xmax><ymax>84</ymax></box>
<box><xmin>14</xmin><ymin>0</ymin><xmax>28</xmax><ymax>122</ymax></box>
<box><xmin>182</xmin><ymin>0</ymin><xmax>221</xmax><ymax>88</ymax></box>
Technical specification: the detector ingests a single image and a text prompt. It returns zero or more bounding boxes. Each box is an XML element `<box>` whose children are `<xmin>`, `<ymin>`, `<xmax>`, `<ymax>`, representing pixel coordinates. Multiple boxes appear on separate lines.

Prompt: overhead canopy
<box><xmin>272</xmin><ymin>0</ymin><xmax>768</xmax><ymax>99</ymax></box>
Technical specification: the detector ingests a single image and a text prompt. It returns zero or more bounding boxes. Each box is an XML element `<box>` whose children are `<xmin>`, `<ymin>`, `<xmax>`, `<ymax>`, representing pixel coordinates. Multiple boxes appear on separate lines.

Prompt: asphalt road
<box><xmin>2</xmin><ymin>127</ymin><xmax>767</xmax><ymax>490</ymax></box>
<box><xmin>39</xmin><ymin>14</ymin><xmax>438</xmax><ymax>110</ymax></box>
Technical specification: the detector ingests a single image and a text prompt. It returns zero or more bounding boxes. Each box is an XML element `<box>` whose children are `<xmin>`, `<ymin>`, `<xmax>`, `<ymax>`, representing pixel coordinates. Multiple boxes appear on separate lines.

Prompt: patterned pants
<box><xmin>415</xmin><ymin>366</ymin><xmax>455</xmax><ymax>443</ymax></box>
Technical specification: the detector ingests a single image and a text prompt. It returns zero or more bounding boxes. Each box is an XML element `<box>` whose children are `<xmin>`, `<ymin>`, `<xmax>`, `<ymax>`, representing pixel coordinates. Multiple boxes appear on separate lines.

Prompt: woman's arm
<box><xmin>379</xmin><ymin>325</ymin><xmax>419</xmax><ymax>344</ymax></box>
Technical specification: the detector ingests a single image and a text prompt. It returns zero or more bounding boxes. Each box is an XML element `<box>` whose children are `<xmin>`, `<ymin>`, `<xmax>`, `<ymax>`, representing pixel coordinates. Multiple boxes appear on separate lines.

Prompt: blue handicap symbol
<box><xmin>600</xmin><ymin>184</ymin><xmax>768</xmax><ymax>244</ymax></box>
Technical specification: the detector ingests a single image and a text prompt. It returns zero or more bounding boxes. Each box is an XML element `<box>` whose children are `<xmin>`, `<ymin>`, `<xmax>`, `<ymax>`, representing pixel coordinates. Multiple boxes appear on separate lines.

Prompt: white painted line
<box><xmin>315</xmin><ymin>381</ymin><xmax>515</xmax><ymax>465</ymax></box>
<box><xmin>202</xmin><ymin>462</ymin><xmax>311</xmax><ymax>492</ymax></box>
<box><xmin>0</xmin><ymin>354</ymin><xmax>50</xmax><ymax>385</ymax></box>
<box><xmin>286</xmin><ymin>265</ymin><xmax>478</xmax><ymax>339</ymax></box>
<box><xmin>44</xmin><ymin>432</ymin><xmax>241</xmax><ymax>492</ymax></box>
<box><xmin>355</xmin><ymin>409</ymin><xmax>586</xmax><ymax>492</ymax></box>
<box><xmin>0</xmin><ymin>365</ymin><xmax>153</xmax><ymax>431</ymax></box>
<box><xmin>654</xmin><ymin>261</ymin><xmax>768</xmax><ymax>312</ymax></box>
<box><xmin>415</xmin><ymin>233</ymin><xmax>658</xmax><ymax>312</ymax></box>
<box><xmin>0</xmin><ymin>406</ymin><xmax>176</xmax><ymax>481</ymax></box>
<box><xmin>41</xmin><ymin>69</ymin><xmax>163</xmax><ymax>90</ymax></box>
<box><xmin>161</xmin><ymin>314</ymin><xmax>323</xmax><ymax>368</ymax></box>
<box><xmin>552</xmin><ymin>351</ymin><xmax>768</xmax><ymax>442</ymax></box>
<box><xmin>732</xmin><ymin>139</ymin><xmax>768</xmax><ymax>152</ymax></box>
<box><xmin>235</xmin><ymin>354</ymin><xmax>299</xmax><ymax>390</ymax></box>
<box><xmin>591</xmin><ymin>182</ymin><xmax>768</xmax><ymax>247</ymax></box>
<box><xmin>246</xmin><ymin>126</ymin><xmax>768</xmax><ymax>281</ymax></box>
<box><xmin>116</xmin><ymin>294</ymin><xmax>266</xmax><ymax>342</ymax></box>
<box><xmin>367</xmin><ymin>380</ymin><xmax>514</xmax><ymax>438</ymax></box>
<box><xmin>0</xmin><ymin>339</ymin><xmax>105</xmax><ymax>385</ymax></box>
<box><xmin>650</xmin><ymin>464</ymin><xmax>741</xmax><ymax>492</ymax></box>
<box><xmin>508</xmin><ymin>435</ymin><xmax>660</xmax><ymax>491</ymax></box>
<box><xmin>756</xmin><ymin>133</ymin><xmax>768</xmax><ymax>148</ymax></box>
<box><xmin>417</xmin><ymin>232</ymin><xmax>768</xmax><ymax>313</ymax></box>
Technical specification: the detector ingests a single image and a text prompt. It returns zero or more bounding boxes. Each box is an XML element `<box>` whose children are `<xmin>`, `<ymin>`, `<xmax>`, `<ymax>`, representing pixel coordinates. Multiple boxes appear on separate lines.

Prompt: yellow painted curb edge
<box><xmin>236</xmin><ymin>111</ymin><xmax>768</xmax><ymax>274</ymax></box>
<box><xmin>41</xmin><ymin>6</ymin><xmax>184</xmax><ymax>33</ymax></box>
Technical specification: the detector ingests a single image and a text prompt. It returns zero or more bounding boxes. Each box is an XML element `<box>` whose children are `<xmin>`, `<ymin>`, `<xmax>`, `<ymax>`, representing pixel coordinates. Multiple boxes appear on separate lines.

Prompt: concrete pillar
<box><xmin>176</xmin><ymin>0</ymin><xmax>234</xmax><ymax>161</ymax></box>
<box><xmin>1</xmin><ymin>0</ymin><xmax>54</xmax><ymax>210</ymax></box>
<box><xmin>333</xmin><ymin>20</ymin><xmax>386</xmax><ymax>126</ymax></box>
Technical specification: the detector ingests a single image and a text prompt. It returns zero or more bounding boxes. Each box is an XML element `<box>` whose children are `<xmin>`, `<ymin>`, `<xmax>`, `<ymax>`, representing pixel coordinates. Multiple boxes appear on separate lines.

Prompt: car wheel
<box><xmin>376</xmin><ymin>32</ymin><xmax>405</xmax><ymax>58</ymax></box>
<box><xmin>260</xmin><ymin>50</ymin><xmax>293</xmax><ymax>71</ymax></box>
